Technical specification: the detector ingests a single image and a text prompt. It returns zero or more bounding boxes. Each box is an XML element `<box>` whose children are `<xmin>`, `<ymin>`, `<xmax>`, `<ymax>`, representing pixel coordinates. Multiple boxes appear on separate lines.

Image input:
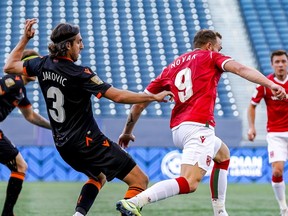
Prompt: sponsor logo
<box><xmin>206</xmin><ymin>155</ymin><xmax>212</xmax><ymax>166</ymax></box>
<box><xmin>269</xmin><ymin>151</ymin><xmax>274</xmax><ymax>158</ymax></box>
<box><xmin>5</xmin><ymin>78</ymin><xmax>15</xmax><ymax>88</ymax></box>
<box><xmin>229</xmin><ymin>156</ymin><xmax>262</xmax><ymax>177</ymax></box>
<box><xmin>200</xmin><ymin>136</ymin><xmax>206</xmax><ymax>143</ymax></box>
<box><xmin>91</xmin><ymin>75</ymin><xmax>104</xmax><ymax>85</ymax></box>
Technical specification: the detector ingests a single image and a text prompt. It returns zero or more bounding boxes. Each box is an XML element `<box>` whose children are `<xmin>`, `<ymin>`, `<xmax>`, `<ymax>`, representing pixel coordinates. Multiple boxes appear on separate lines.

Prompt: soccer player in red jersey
<box><xmin>3</xmin><ymin>19</ymin><xmax>173</xmax><ymax>216</ymax></box>
<box><xmin>0</xmin><ymin>49</ymin><xmax>51</xmax><ymax>216</ymax></box>
<box><xmin>248</xmin><ymin>50</ymin><xmax>288</xmax><ymax>216</ymax></box>
<box><xmin>116</xmin><ymin>30</ymin><xmax>286</xmax><ymax>216</ymax></box>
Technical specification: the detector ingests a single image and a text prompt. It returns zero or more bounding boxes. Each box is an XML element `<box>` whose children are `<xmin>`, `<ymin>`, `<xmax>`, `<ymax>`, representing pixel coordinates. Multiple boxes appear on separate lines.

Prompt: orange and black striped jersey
<box><xmin>0</xmin><ymin>74</ymin><xmax>30</xmax><ymax>122</ymax></box>
<box><xmin>23</xmin><ymin>55</ymin><xmax>112</xmax><ymax>147</ymax></box>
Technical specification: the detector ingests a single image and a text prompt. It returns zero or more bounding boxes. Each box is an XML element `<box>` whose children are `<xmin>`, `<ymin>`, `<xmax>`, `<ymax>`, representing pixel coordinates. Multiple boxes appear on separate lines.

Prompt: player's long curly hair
<box><xmin>48</xmin><ymin>23</ymin><xmax>79</xmax><ymax>58</ymax></box>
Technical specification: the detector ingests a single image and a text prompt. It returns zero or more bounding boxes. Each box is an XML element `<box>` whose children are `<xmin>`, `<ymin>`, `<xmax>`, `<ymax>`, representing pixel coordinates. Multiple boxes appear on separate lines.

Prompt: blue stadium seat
<box><xmin>239</xmin><ymin>0</ymin><xmax>288</xmax><ymax>76</ymax></box>
<box><xmin>2</xmin><ymin>0</ymin><xmax>237</xmax><ymax>118</ymax></box>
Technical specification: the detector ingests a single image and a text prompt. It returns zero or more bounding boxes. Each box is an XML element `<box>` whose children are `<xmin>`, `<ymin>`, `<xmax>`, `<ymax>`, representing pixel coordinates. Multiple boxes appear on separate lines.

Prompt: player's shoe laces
<box><xmin>215</xmin><ymin>209</ymin><xmax>229</xmax><ymax>216</ymax></box>
<box><xmin>280</xmin><ymin>208</ymin><xmax>288</xmax><ymax>216</ymax></box>
<box><xmin>116</xmin><ymin>199</ymin><xmax>142</xmax><ymax>216</ymax></box>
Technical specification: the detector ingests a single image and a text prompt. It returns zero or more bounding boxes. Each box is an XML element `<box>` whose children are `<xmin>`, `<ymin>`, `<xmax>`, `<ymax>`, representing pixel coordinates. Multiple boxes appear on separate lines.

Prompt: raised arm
<box><xmin>224</xmin><ymin>60</ymin><xmax>286</xmax><ymax>99</ymax></box>
<box><xmin>4</xmin><ymin>18</ymin><xmax>37</xmax><ymax>75</ymax></box>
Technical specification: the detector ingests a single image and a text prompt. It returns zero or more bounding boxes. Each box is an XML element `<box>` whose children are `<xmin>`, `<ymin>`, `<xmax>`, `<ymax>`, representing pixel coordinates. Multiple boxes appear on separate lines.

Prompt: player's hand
<box><xmin>24</xmin><ymin>18</ymin><xmax>37</xmax><ymax>40</ymax></box>
<box><xmin>271</xmin><ymin>83</ymin><xmax>286</xmax><ymax>100</ymax></box>
<box><xmin>153</xmin><ymin>91</ymin><xmax>174</xmax><ymax>102</ymax></box>
<box><xmin>247</xmin><ymin>128</ymin><xmax>256</xmax><ymax>141</ymax></box>
<box><xmin>118</xmin><ymin>133</ymin><xmax>135</xmax><ymax>149</ymax></box>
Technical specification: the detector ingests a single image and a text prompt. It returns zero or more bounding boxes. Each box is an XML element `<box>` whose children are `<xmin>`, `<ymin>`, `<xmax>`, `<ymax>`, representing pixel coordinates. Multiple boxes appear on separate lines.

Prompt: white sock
<box><xmin>272</xmin><ymin>180</ymin><xmax>287</xmax><ymax>210</ymax></box>
<box><xmin>73</xmin><ymin>212</ymin><xmax>84</xmax><ymax>216</ymax></box>
<box><xmin>129</xmin><ymin>179</ymin><xmax>180</xmax><ymax>208</ymax></box>
<box><xmin>210</xmin><ymin>166</ymin><xmax>228</xmax><ymax>215</ymax></box>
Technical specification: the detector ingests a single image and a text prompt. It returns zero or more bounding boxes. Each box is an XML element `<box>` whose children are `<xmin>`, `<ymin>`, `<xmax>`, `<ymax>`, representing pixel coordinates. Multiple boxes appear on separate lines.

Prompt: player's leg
<box><xmin>116</xmin><ymin>164</ymin><xmax>196</xmax><ymax>216</ymax></box>
<box><xmin>121</xmin><ymin>165</ymin><xmax>148</xmax><ymax>200</ymax></box>
<box><xmin>117</xmin><ymin>165</ymin><xmax>148</xmax><ymax>215</ymax></box>
<box><xmin>0</xmin><ymin>131</ymin><xmax>27</xmax><ymax>216</ymax></box>
<box><xmin>2</xmin><ymin>153</ymin><xmax>27</xmax><ymax>216</ymax></box>
<box><xmin>271</xmin><ymin>161</ymin><xmax>287</xmax><ymax>215</ymax></box>
<box><xmin>116</xmin><ymin>124</ymin><xmax>212</xmax><ymax>215</ymax></box>
<box><xmin>267</xmin><ymin>133</ymin><xmax>288</xmax><ymax>215</ymax></box>
<box><xmin>211</xmin><ymin>137</ymin><xmax>230</xmax><ymax>216</ymax></box>
<box><xmin>73</xmin><ymin>173</ymin><xmax>106</xmax><ymax>216</ymax></box>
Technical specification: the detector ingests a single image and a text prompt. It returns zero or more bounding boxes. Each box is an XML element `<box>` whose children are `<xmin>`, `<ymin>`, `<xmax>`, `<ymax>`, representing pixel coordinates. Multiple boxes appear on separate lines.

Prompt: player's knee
<box><xmin>17</xmin><ymin>160</ymin><xmax>28</xmax><ymax>173</ymax></box>
<box><xmin>139</xmin><ymin>173</ymin><xmax>149</xmax><ymax>189</ymax></box>
<box><xmin>272</xmin><ymin>169</ymin><xmax>283</xmax><ymax>177</ymax></box>
<box><xmin>5</xmin><ymin>157</ymin><xmax>27</xmax><ymax>173</ymax></box>
<box><xmin>214</xmin><ymin>144</ymin><xmax>230</xmax><ymax>163</ymax></box>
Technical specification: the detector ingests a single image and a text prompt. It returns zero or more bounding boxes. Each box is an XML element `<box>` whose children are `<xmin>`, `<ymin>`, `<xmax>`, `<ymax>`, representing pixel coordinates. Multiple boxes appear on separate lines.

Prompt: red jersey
<box><xmin>251</xmin><ymin>73</ymin><xmax>288</xmax><ymax>132</ymax></box>
<box><xmin>145</xmin><ymin>49</ymin><xmax>232</xmax><ymax>129</ymax></box>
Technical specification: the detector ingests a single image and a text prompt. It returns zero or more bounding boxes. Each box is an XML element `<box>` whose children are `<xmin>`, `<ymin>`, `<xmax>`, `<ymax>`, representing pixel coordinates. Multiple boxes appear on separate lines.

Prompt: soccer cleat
<box><xmin>116</xmin><ymin>199</ymin><xmax>142</xmax><ymax>216</ymax></box>
<box><xmin>280</xmin><ymin>208</ymin><xmax>288</xmax><ymax>216</ymax></box>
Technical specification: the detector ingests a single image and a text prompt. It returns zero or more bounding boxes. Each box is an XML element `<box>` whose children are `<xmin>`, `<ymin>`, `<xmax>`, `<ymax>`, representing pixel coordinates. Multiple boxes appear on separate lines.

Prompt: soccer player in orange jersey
<box><xmin>3</xmin><ymin>19</ymin><xmax>173</xmax><ymax>216</ymax></box>
<box><xmin>0</xmin><ymin>49</ymin><xmax>51</xmax><ymax>216</ymax></box>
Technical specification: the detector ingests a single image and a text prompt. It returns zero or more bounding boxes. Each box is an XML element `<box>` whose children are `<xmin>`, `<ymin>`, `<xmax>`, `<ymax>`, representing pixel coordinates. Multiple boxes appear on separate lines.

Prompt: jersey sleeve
<box><xmin>213</xmin><ymin>52</ymin><xmax>233</xmax><ymax>71</ymax></box>
<box><xmin>145</xmin><ymin>68</ymin><xmax>170</xmax><ymax>94</ymax></box>
<box><xmin>0</xmin><ymin>75</ymin><xmax>24</xmax><ymax>94</ymax></box>
<box><xmin>80</xmin><ymin>67</ymin><xmax>112</xmax><ymax>98</ymax></box>
<box><xmin>23</xmin><ymin>56</ymin><xmax>42</xmax><ymax>77</ymax></box>
<box><xmin>251</xmin><ymin>84</ymin><xmax>264</xmax><ymax>105</ymax></box>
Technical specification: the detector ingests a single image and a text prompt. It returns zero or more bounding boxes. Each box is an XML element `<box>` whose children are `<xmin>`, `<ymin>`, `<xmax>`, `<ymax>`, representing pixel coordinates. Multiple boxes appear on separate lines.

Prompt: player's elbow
<box><xmin>111</xmin><ymin>94</ymin><xmax>126</xmax><ymax>103</ymax></box>
<box><xmin>3</xmin><ymin>64</ymin><xmax>12</xmax><ymax>73</ymax></box>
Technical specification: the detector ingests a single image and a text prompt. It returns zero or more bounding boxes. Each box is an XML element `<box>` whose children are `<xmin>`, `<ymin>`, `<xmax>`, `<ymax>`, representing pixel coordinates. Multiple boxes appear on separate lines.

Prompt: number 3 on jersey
<box><xmin>175</xmin><ymin>68</ymin><xmax>193</xmax><ymax>102</ymax></box>
<box><xmin>47</xmin><ymin>86</ymin><xmax>66</xmax><ymax>123</ymax></box>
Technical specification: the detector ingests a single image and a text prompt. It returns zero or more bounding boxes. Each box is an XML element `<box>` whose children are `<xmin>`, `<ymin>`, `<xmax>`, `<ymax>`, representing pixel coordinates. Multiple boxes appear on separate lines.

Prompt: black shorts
<box><xmin>56</xmin><ymin>134</ymin><xmax>136</xmax><ymax>182</ymax></box>
<box><xmin>0</xmin><ymin>130</ymin><xmax>19</xmax><ymax>164</ymax></box>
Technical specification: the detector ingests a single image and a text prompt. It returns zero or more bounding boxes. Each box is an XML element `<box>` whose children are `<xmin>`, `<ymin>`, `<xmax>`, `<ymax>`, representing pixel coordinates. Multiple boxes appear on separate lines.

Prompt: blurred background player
<box><xmin>247</xmin><ymin>50</ymin><xmax>288</xmax><ymax>216</ymax></box>
<box><xmin>0</xmin><ymin>49</ymin><xmax>51</xmax><ymax>216</ymax></box>
<box><xmin>116</xmin><ymin>30</ymin><xmax>286</xmax><ymax>216</ymax></box>
<box><xmin>3</xmin><ymin>19</ymin><xmax>173</xmax><ymax>216</ymax></box>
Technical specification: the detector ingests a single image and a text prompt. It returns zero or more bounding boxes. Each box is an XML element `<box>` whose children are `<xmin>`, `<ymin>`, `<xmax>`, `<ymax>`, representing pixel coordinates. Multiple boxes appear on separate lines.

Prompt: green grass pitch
<box><xmin>0</xmin><ymin>182</ymin><xmax>281</xmax><ymax>216</ymax></box>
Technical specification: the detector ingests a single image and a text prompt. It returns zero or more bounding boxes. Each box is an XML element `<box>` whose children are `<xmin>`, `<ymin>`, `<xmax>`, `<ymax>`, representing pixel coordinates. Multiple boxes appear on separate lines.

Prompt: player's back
<box><xmin>25</xmin><ymin>56</ymin><xmax>100</xmax><ymax>146</ymax></box>
<box><xmin>147</xmin><ymin>49</ymin><xmax>231</xmax><ymax>129</ymax></box>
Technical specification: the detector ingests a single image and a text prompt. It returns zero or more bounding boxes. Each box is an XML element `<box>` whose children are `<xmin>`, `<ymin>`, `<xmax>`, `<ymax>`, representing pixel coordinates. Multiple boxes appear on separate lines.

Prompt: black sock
<box><xmin>2</xmin><ymin>175</ymin><xmax>24</xmax><ymax>216</ymax></box>
<box><xmin>75</xmin><ymin>182</ymin><xmax>99</xmax><ymax>215</ymax></box>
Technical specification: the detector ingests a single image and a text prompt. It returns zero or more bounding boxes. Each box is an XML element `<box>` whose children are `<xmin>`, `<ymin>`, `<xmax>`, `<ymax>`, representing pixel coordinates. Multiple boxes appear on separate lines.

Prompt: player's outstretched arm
<box><xmin>104</xmin><ymin>86</ymin><xmax>174</xmax><ymax>104</ymax></box>
<box><xmin>4</xmin><ymin>18</ymin><xmax>37</xmax><ymax>75</ymax></box>
<box><xmin>224</xmin><ymin>60</ymin><xmax>286</xmax><ymax>100</ymax></box>
<box><xmin>118</xmin><ymin>102</ymin><xmax>149</xmax><ymax>148</ymax></box>
<box><xmin>19</xmin><ymin>106</ymin><xmax>51</xmax><ymax>130</ymax></box>
<box><xmin>247</xmin><ymin>104</ymin><xmax>257</xmax><ymax>141</ymax></box>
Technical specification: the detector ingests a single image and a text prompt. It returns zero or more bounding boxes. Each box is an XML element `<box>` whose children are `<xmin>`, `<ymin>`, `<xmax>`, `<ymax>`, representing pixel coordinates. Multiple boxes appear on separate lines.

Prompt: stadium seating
<box><xmin>0</xmin><ymin>0</ymin><xmax>238</xmax><ymax>118</ymax></box>
<box><xmin>239</xmin><ymin>0</ymin><xmax>288</xmax><ymax>75</ymax></box>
